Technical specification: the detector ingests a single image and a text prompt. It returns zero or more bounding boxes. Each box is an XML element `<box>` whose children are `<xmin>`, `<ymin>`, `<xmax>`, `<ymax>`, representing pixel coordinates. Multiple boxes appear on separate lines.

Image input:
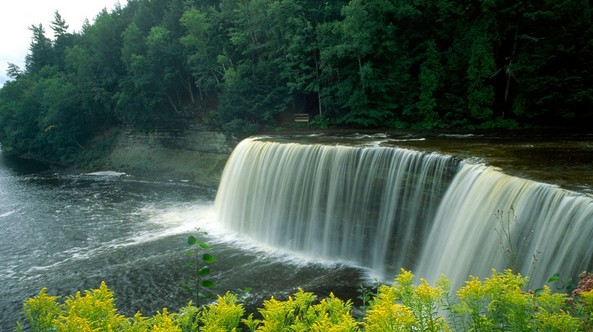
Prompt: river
<box><xmin>2</xmin><ymin>130</ymin><xmax>593</xmax><ymax>330</ymax></box>
<box><xmin>0</xmin><ymin>151</ymin><xmax>366</xmax><ymax>331</ymax></box>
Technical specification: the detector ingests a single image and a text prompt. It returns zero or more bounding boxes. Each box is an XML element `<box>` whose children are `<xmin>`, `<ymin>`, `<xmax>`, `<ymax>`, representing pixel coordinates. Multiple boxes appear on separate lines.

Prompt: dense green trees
<box><xmin>1</xmin><ymin>0</ymin><xmax>593</xmax><ymax>162</ymax></box>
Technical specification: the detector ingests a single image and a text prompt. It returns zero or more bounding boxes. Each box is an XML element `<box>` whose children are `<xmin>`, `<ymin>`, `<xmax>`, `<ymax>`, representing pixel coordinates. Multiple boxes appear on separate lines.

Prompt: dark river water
<box><xmin>0</xmin><ymin>152</ymin><xmax>366</xmax><ymax>331</ymax></box>
<box><xmin>269</xmin><ymin>130</ymin><xmax>593</xmax><ymax>194</ymax></box>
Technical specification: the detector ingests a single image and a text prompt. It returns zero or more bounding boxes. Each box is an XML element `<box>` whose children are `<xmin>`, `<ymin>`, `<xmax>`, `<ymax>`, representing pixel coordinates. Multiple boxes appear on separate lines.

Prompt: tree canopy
<box><xmin>1</xmin><ymin>0</ymin><xmax>593</xmax><ymax>162</ymax></box>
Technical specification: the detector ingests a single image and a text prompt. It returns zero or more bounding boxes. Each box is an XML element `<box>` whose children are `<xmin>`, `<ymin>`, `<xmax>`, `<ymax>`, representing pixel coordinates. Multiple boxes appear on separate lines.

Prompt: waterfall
<box><xmin>215</xmin><ymin>138</ymin><xmax>593</xmax><ymax>286</ymax></box>
<box><xmin>215</xmin><ymin>138</ymin><xmax>458</xmax><ymax>278</ymax></box>
<box><xmin>416</xmin><ymin>163</ymin><xmax>593</xmax><ymax>287</ymax></box>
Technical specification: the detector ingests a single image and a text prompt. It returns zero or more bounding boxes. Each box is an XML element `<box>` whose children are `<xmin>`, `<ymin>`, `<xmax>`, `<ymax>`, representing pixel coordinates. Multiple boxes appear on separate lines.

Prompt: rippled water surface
<box><xmin>0</xmin><ymin>153</ymin><xmax>365</xmax><ymax>331</ymax></box>
<box><xmin>266</xmin><ymin>130</ymin><xmax>593</xmax><ymax>193</ymax></box>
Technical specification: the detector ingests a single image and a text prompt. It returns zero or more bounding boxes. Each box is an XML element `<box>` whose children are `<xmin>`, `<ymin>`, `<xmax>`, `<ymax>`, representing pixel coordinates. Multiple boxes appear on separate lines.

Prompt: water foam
<box><xmin>214</xmin><ymin>138</ymin><xmax>593</xmax><ymax>287</ymax></box>
<box><xmin>215</xmin><ymin>138</ymin><xmax>458</xmax><ymax>279</ymax></box>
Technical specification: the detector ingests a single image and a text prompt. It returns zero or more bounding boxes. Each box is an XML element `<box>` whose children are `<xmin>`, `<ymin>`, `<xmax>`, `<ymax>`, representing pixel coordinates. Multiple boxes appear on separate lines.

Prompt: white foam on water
<box><xmin>85</xmin><ymin>171</ymin><xmax>127</xmax><ymax>177</ymax></box>
<box><xmin>23</xmin><ymin>203</ymin><xmax>217</xmax><ymax>274</ymax></box>
<box><xmin>214</xmin><ymin>138</ymin><xmax>593</xmax><ymax>288</ymax></box>
<box><xmin>215</xmin><ymin>139</ymin><xmax>457</xmax><ymax>280</ymax></box>
<box><xmin>0</xmin><ymin>209</ymin><xmax>17</xmax><ymax>218</ymax></box>
<box><xmin>202</xmin><ymin>213</ymin><xmax>383</xmax><ymax>283</ymax></box>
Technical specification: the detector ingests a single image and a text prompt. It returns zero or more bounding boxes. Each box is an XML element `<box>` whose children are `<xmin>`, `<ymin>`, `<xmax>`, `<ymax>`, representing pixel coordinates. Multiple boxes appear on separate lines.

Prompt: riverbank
<box><xmin>105</xmin><ymin>126</ymin><xmax>234</xmax><ymax>187</ymax></box>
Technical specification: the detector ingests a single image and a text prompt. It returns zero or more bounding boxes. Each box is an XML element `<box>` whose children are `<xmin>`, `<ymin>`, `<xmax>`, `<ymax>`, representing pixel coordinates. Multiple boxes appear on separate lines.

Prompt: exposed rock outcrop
<box><xmin>107</xmin><ymin>125</ymin><xmax>233</xmax><ymax>187</ymax></box>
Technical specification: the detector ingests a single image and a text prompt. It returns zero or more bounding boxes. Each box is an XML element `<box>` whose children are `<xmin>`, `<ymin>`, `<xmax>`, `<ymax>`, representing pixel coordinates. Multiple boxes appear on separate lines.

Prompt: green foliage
<box><xmin>364</xmin><ymin>269</ymin><xmax>449</xmax><ymax>331</ymax></box>
<box><xmin>183</xmin><ymin>231</ymin><xmax>217</xmax><ymax>308</ymax></box>
<box><xmin>357</xmin><ymin>284</ymin><xmax>374</xmax><ymax>313</ymax></box>
<box><xmin>18</xmin><ymin>269</ymin><xmax>593</xmax><ymax>331</ymax></box>
<box><xmin>466</xmin><ymin>23</ymin><xmax>496</xmax><ymax>123</ymax></box>
<box><xmin>249</xmin><ymin>289</ymin><xmax>358</xmax><ymax>331</ymax></box>
<box><xmin>2</xmin><ymin>0</ymin><xmax>593</xmax><ymax>165</ymax></box>
<box><xmin>19</xmin><ymin>282</ymin><xmax>131</xmax><ymax>331</ymax></box>
<box><xmin>453</xmin><ymin>270</ymin><xmax>582</xmax><ymax>331</ymax></box>
<box><xmin>180</xmin><ymin>7</ymin><xmax>219</xmax><ymax>99</ymax></box>
<box><xmin>199</xmin><ymin>293</ymin><xmax>244</xmax><ymax>331</ymax></box>
<box><xmin>416</xmin><ymin>40</ymin><xmax>443</xmax><ymax>128</ymax></box>
<box><xmin>25</xmin><ymin>24</ymin><xmax>53</xmax><ymax>74</ymax></box>
<box><xmin>20</xmin><ymin>288</ymin><xmax>61</xmax><ymax>331</ymax></box>
<box><xmin>57</xmin><ymin>281</ymin><xmax>128</xmax><ymax>331</ymax></box>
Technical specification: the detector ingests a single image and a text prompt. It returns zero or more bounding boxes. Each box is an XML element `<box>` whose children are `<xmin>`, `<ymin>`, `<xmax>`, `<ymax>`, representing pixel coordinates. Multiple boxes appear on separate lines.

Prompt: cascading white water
<box><xmin>215</xmin><ymin>138</ymin><xmax>458</xmax><ymax>278</ymax></box>
<box><xmin>416</xmin><ymin>162</ymin><xmax>593</xmax><ymax>288</ymax></box>
<box><xmin>215</xmin><ymin>138</ymin><xmax>593</xmax><ymax>287</ymax></box>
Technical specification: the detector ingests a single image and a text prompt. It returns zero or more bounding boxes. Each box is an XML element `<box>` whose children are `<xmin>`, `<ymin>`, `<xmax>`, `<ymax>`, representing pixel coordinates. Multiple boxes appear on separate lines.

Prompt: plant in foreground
<box><xmin>182</xmin><ymin>229</ymin><xmax>217</xmax><ymax>309</ymax></box>
<box><xmin>243</xmin><ymin>288</ymin><xmax>358</xmax><ymax>331</ymax></box>
<box><xmin>17</xmin><ymin>266</ymin><xmax>593</xmax><ymax>331</ymax></box>
<box><xmin>572</xmin><ymin>271</ymin><xmax>593</xmax><ymax>330</ymax></box>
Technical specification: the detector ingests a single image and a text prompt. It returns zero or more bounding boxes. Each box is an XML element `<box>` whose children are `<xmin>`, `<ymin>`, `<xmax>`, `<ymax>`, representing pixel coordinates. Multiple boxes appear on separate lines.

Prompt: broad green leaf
<box><xmin>198</xmin><ymin>242</ymin><xmax>211</xmax><ymax>250</ymax></box>
<box><xmin>202</xmin><ymin>280</ymin><xmax>215</xmax><ymax>288</ymax></box>
<box><xmin>202</xmin><ymin>253</ymin><xmax>217</xmax><ymax>263</ymax></box>
<box><xmin>548</xmin><ymin>273</ymin><xmax>560</xmax><ymax>283</ymax></box>
<box><xmin>198</xmin><ymin>267</ymin><xmax>211</xmax><ymax>276</ymax></box>
<box><xmin>188</xmin><ymin>235</ymin><xmax>197</xmax><ymax>245</ymax></box>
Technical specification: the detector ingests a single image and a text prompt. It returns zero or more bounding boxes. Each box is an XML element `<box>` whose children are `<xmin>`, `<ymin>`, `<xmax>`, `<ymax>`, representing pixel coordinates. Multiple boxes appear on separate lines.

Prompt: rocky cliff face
<box><xmin>107</xmin><ymin>126</ymin><xmax>234</xmax><ymax>187</ymax></box>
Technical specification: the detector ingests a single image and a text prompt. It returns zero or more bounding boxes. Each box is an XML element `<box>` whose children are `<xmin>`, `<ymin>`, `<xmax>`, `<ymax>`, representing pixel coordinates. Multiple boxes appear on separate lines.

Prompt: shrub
<box><xmin>19</xmin><ymin>288</ymin><xmax>61</xmax><ymax>331</ymax></box>
<box><xmin>17</xmin><ymin>269</ymin><xmax>593</xmax><ymax>331</ymax></box>
<box><xmin>199</xmin><ymin>293</ymin><xmax>244</xmax><ymax>331</ymax></box>
<box><xmin>18</xmin><ymin>281</ymin><xmax>130</xmax><ymax>332</ymax></box>
<box><xmin>364</xmin><ymin>269</ymin><xmax>448</xmax><ymax>331</ymax></box>
<box><xmin>573</xmin><ymin>271</ymin><xmax>593</xmax><ymax>330</ymax></box>
<box><xmin>452</xmin><ymin>270</ymin><xmax>580</xmax><ymax>331</ymax></box>
<box><xmin>246</xmin><ymin>289</ymin><xmax>358</xmax><ymax>331</ymax></box>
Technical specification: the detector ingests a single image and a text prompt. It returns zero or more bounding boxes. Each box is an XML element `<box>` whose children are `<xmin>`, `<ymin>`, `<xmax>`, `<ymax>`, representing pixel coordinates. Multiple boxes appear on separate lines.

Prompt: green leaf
<box><xmin>188</xmin><ymin>235</ymin><xmax>197</xmax><ymax>245</ymax></box>
<box><xmin>202</xmin><ymin>280</ymin><xmax>215</xmax><ymax>288</ymax></box>
<box><xmin>198</xmin><ymin>267</ymin><xmax>211</xmax><ymax>276</ymax></box>
<box><xmin>198</xmin><ymin>242</ymin><xmax>211</xmax><ymax>250</ymax></box>
<box><xmin>202</xmin><ymin>253</ymin><xmax>217</xmax><ymax>263</ymax></box>
<box><xmin>547</xmin><ymin>273</ymin><xmax>560</xmax><ymax>283</ymax></box>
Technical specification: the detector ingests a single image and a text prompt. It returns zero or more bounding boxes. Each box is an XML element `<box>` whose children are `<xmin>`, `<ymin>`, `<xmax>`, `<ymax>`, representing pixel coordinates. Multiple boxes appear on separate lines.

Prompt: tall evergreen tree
<box><xmin>25</xmin><ymin>24</ymin><xmax>53</xmax><ymax>73</ymax></box>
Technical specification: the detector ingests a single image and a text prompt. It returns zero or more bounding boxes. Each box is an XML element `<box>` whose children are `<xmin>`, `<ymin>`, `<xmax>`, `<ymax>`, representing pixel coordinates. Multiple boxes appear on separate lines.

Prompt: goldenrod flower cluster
<box><xmin>17</xmin><ymin>270</ymin><xmax>593</xmax><ymax>331</ymax></box>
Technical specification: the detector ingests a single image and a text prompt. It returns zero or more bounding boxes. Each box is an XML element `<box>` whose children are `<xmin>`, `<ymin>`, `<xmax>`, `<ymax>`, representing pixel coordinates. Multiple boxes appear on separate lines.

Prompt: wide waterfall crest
<box><xmin>215</xmin><ymin>138</ymin><xmax>458</xmax><ymax>278</ymax></box>
<box><xmin>215</xmin><ymin>138</ymin><xmax>593</xmax><ymax>286</ymax></box>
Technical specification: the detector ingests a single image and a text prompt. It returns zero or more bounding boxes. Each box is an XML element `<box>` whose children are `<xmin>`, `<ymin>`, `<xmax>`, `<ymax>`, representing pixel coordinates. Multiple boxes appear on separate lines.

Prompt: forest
<box><xmin>1</xmin><ymin>0</ymin><xmax>592</xmax><ymax>164</ymax></box>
